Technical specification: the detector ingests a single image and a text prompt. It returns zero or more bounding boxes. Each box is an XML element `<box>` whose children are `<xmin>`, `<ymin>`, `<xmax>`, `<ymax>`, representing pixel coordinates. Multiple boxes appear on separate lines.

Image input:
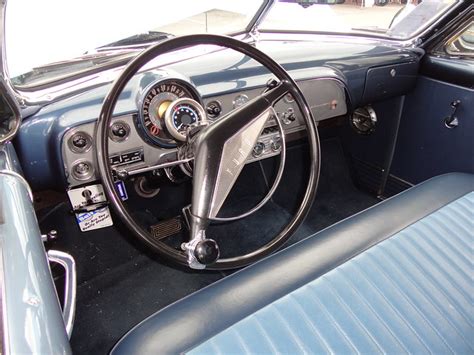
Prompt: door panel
<box><xmin>390</xmin><ymin>74</ymin><xmax>474</xmax><ymax>184</ymax></box>
<box><xmin>421</xmin><ymin>55</ymin><xmax>474</xmax><ymax>89</ymax></box>
<box><xmin>0</xmin><ymin>142</ymin><xmax>72</xmax><ymax>354</ymax></box>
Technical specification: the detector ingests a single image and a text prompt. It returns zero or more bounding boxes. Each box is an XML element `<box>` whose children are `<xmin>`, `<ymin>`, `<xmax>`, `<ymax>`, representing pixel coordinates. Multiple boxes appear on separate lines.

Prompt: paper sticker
<box><xmin>75</xmin><ymin>207</ymin><xmax>113</xmax><ymax>232</ymax></box>
<box><xmin>68</xmin><ymin>184</ymin><xmax>113</xmax><ymax>232</ymax></box>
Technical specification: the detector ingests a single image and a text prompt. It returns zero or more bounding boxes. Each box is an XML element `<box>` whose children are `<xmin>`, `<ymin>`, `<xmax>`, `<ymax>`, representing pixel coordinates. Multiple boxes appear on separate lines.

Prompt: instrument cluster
<box><xmin>61</xmin><ymin>76</ymin><xmax>347</xmax><ymax>188</ymax></box>
<box><xmin>137</xmin><ymin>79</ymin><xmax>205</xmax><ymax>147</ymax></box>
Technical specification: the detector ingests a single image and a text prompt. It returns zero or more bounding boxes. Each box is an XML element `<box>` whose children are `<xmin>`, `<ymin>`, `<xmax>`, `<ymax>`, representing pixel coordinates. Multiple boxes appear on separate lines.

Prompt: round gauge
<box><xmin>164</xmin><ymin>98</ymin><xmax>206</xmax><ymax>141</ymax></box>
<box><xmin>138</xmin><ymin>80</ymin><xmax>194</xmax><ymax>147</ymax></box>
<box><xmin>233</xmin><ymin>94</ymin><xmax>249</xmax><ymax>109</ymax></box>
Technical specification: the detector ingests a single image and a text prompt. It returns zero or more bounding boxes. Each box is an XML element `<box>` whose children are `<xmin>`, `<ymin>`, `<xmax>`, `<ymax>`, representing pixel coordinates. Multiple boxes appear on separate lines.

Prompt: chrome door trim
<box><xmin>47</xmin><ymin>250</ymin><xmax>77</xmax><ymax>339</ymax></box>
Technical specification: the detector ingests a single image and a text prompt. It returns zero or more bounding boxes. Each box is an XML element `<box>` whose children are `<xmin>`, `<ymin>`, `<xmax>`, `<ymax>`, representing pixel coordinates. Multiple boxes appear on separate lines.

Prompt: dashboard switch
<box><xmin>271</xmin><ymin>137</ymin><xmax>282</xmax><ymax>152</ymax></box>
<box><xmin>73</xmin><ymin>135</ymin><xmax>87</xmax><ymax>148</ymax></box>
<box><xmin>110</xmin><ymin>121</ymin><xmax>130</xmax><ymax>142</ymax></box>
<box><xmin>72</xmin><ymin>160</ymin><xmax>94</xmax><ymax>181</ymax></box>
<box><xmin>282</xmin><ymin>107</ymin><xmax>296</xmax><ymax>125</ymax></box>
<box><xmin>206</xmin><ymin>101</ymin><xmax>222</xmax><ymax>118</ymax></box>
<box><xmin>252</xmin><ymin>141</ymin><xmax>265</xmax><ymax>157</ymax></box>
<box><xmin>68</xmin><ymin>131</ymin><xmax>92</xmax><ymax>153</ymax></box>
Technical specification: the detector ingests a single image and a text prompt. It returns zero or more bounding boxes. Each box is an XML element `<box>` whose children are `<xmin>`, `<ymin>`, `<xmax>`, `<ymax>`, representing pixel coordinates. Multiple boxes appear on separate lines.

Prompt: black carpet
<box><xmin>39</xmin><ymin>138</ymin><xmax>378</xmax><ymax>354</ymax></box>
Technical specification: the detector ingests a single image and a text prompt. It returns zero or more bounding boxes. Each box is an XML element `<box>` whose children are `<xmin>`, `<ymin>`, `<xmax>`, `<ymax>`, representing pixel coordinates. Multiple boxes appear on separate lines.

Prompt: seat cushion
<box><xmin>191</xmin><ymin>191</ymin><xmax>473</xmax><ymax>354</ymax></box>
<box><xmin>112</xmin><ymin>173</ymin><xmax>474</xmax><ymax>354</ymax></box>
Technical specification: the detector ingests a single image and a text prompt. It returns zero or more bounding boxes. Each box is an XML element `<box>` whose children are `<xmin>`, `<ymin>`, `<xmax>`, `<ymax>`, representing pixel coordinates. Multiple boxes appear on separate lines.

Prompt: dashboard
<box><xmin>61</xmin><ymin>74</ymin><xmax>347</xmax><ymax>188</ymax></box>
<box><xmin>15</xmin><ymin>37</ymin><xmax>420</xmax><ymax>192</ymax></box>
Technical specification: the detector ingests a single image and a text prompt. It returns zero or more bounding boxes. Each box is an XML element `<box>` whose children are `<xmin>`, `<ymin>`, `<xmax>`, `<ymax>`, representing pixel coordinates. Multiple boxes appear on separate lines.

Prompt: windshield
<box><xmin>6</xmin><ymin>0</ymin><xmax>264</xmax><ymax>86</ymax></box>
<box><xmin>6</xmin><ymin>0</ymin><xmax>459</xmax><ymax>88</ymax></box>
<box><xmin>261</xmin><ymin>0</ymin><xmax>457</xmax><ymax>39</ymax></box>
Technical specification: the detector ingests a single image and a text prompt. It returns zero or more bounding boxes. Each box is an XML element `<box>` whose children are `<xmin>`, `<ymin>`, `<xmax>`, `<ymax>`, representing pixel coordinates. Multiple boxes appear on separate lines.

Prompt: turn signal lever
<box><xmin>444</xmin><ymin>100</ymin><xmax>461</xmax><ymax>129</ymax></box>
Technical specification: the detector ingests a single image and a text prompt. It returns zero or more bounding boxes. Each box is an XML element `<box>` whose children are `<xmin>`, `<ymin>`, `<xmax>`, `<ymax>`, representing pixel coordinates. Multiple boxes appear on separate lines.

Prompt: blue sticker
<box><xmin>115</xmin><ymin>181</ymin><xmax>128</xmax><ymax>201</ymax></box>
<box><xmin>76</xmin><ymin>207</ymin><xmax>106</xmax><ymax>223</ymax></box>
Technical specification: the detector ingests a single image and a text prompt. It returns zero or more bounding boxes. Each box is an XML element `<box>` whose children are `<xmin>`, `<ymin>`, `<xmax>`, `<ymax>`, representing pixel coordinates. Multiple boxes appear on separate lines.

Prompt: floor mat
<box><xmin>295</xmin><ymin>138</ymin><xmax>379</xmax><ymax>241</ymax></box>
<box><xmin>39</xmin><ymin>138</ymin><xmax>378</xmax><ymax>354</ymax></box>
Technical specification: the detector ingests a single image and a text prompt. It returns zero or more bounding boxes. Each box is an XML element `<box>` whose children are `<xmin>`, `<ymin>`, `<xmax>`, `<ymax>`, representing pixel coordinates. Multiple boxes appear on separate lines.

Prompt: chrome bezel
<box><xmin>71</xmin><ymin>159</ymin><xmax>94</xmax><ymax>181</ymax></box>
<box><xmin>164</xmin><ymin>98</ymin><xmax>207</xmax><ymax>142</ymax></box>
<box><xmin>283</xmin><ymin>92</ymin><xmax>295</xmax><ymax>103</ymax></box>
<box><xmin>136</xmin><ymin>78</ymin><xmax>203</xmax><ymax>148</ymax></box>
<box><xmin>205</xmin><ymin>100</ymin><xmax>222</xmax><ymax>119</ymax></box>
<box><xmin>67</xmin><ymin>131</ymin><xmax>93</xmax><ymax>153</ymax></box>
<box><xmin>109</xmin><ymin>120</ymin><xmax>131</xmax><ymax>143</ymax></box>
<box><xmin>232</xmin><ymin>94</ymin><xmax>249</xmax><ymax>109</ymax></box>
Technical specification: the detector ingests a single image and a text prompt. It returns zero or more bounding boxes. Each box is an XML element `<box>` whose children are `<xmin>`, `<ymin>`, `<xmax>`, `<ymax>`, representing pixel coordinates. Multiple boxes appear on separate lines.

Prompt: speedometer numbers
<box><xmin>164</xmin><ymin>98</ymin><xmax>206</xmax><ymax>141</ymax></box>
<box><xmin>139</xmin><ymin>81</ymin><xmax>202</xmax><ymax>147</ymax></box>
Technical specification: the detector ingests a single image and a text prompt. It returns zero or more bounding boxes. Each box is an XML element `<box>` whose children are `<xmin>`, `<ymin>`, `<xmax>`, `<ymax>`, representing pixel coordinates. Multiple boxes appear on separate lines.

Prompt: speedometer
<box><xmin>137</xmin><ymin>80</ymin><xmax>194</xmax><ymax>147</ymax></box>
<box><xmin>164</xmin><ymin>98</ymin><xmax>206</xmax><ymax>141</ymax></box>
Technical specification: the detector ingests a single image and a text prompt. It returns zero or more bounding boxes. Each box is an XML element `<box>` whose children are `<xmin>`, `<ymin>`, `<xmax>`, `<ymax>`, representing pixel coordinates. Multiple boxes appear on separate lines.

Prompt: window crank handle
<box><xmin>444</xmin><ymin>99</ymin><xmax>461</xmax><ymax>129</ymax></box>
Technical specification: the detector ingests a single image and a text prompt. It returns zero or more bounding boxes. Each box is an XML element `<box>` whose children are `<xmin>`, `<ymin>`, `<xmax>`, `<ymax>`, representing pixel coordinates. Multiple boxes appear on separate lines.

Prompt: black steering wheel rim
<box><xmin>96</xmin><ymin>34</ymin><xmax>321</xmax><ymax>270</ymax></box>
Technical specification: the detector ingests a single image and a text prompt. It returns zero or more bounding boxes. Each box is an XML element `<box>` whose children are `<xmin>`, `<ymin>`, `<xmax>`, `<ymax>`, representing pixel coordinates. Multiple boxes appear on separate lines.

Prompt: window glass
<box><xmin>446</xmin><ymin>22</ymin><xmax>474</xmax><ymax>56</ymax></box>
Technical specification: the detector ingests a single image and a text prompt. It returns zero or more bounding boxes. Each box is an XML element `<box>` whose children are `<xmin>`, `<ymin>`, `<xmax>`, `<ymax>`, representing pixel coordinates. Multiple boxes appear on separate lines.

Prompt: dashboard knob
<box><xmin>112</xmin><ymin>125</ymin><xmax>127</xmax><ymax>138</ymax></box>
<box><xmin>252</xmin><ymin>141</ymin><xmax>265</xmax><ymax>157</ymax></box>
<box><xmin>110</xmin><ymin>121</ymin><xmax>130</xmax><ymax>142</ymax></box>
<box><xmin>194</xmin><ymin>239</ymin><xmax>220</xmax><ymax>265</ymax></box>
<box><xmin>271</xmin><ymin>137</ymin><xmax>282</xmax><ymax>152</ymax></box>
<box><xmin>69</xmin><ymin>131</ymin><xmax>92</xmax><ymax>153</ymax></box>
<box><xmin>206</xmin><ymin>101</ymin><xmax>222</xmax><ymax>118</ymax></box>
<box><xmin>72</xmin><ymin>160</ymin><xmax>94</xmax><ymax>180</ymax></box>
<box><xmin>72</xmin><ymin>135</ymin><xmax>87</xmax><ymax>149</ymax></box>
<box><xmin>282</xmin><ymin>107</ymin><xmax>296</xmax><ymax>124</ymax></box>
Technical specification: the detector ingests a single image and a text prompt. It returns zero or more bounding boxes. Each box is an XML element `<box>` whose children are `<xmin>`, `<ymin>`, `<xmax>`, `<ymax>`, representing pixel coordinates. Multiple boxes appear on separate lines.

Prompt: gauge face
<box><xmin>165</xmin><ymin>98</ymin><xmax>206</xmax><ymax>141</ymax></box>
<box><xmin>138</xmin><ymin>81</ymin><xmax>194</xmax><ymax>147</ymax></box>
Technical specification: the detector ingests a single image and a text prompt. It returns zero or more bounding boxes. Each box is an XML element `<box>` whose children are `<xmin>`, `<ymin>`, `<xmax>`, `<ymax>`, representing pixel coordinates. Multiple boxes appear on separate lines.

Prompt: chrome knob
<box><xmin>252</xmin><ymin>142</ymin><xmax>265</xmax><ymax>157</ymax></box>
<box><xmin>271</xmin><ymin>137</ymin><xmax>281</xmax><ymax>151</ymax></box>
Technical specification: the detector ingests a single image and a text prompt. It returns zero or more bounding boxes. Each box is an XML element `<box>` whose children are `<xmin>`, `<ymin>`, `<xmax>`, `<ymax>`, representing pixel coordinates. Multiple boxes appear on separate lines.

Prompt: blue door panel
<box><xmin>391</xmin><ymin>76</ymin><xmax>474</xmax><ymax>184</ymax></box>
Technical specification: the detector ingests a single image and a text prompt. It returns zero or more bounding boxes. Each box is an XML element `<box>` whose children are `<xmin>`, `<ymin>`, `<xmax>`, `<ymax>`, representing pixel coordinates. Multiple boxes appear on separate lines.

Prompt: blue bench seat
<box><xmin>112</xmin><ymin>173</ymin><xmax>474</xmax><ymax>354</ymax></box>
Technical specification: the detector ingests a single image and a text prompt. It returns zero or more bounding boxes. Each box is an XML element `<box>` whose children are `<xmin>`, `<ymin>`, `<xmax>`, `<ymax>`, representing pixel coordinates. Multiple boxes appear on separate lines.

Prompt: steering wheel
<box><xmin>96</xmin><ymin>34</ymin><xmax>320</xmax><ymax>270</ymax></box>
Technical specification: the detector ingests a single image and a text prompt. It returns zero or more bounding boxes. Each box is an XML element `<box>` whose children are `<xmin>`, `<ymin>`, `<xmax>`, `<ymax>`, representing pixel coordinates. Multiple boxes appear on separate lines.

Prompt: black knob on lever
<box><xmin>194</xmin><ymin>239</ymin><xmax>220</xmax><ymax>265</ymax></box>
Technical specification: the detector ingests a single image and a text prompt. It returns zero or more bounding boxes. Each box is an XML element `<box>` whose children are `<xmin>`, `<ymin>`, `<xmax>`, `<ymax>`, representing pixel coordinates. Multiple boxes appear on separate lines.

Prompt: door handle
<box><xmin>444</xmin><ymin>100</ymin><xmax>461</xmax><ymax>129</ymax></box>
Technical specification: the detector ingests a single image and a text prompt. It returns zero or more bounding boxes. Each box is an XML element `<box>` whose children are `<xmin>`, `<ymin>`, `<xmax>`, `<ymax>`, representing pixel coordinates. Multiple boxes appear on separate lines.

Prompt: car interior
<box><xmin>0</xmin><ymin>0</ymin><xmax>472</xmax><ymax>353</ymax></box>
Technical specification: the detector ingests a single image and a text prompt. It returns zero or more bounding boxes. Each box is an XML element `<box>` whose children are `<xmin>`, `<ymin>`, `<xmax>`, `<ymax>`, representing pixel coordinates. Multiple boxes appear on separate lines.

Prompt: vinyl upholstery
<box><xmin>190</xmin><ymin>191</ymin><xmax>473</xmax><ymax>354</ymax></box>
<box><xmin>112</xmin><ymin>173</ymin><xmax>474</xmax><ymax>354</ymax></box>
